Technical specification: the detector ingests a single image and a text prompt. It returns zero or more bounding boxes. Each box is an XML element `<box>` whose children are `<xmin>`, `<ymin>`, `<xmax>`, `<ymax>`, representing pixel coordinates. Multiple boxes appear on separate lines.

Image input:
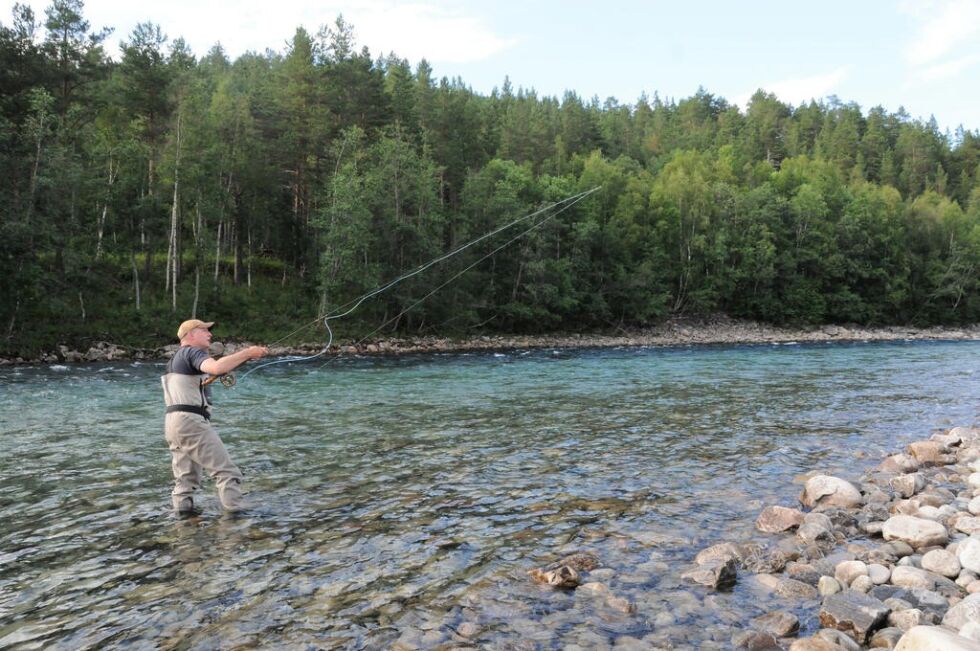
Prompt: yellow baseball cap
<box><xmin>177</xmin><ymin>319</ymin><xmax>215</xmax><ymax>339</ymax></box>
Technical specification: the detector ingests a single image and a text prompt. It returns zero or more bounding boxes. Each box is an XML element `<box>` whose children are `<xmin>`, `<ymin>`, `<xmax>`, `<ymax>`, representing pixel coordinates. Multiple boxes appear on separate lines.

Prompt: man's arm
<box><xmin>200</xmin><ymin>345</ymin><xmax>269</xmax><ymax>376</ymax></box>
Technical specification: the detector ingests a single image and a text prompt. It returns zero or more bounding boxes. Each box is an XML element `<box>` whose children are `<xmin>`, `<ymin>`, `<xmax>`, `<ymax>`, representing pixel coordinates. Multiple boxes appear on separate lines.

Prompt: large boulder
<box><xmin>895</xmin><ymin>625</ymin><xmax>980</xmax><ymax>650</ymax></box>
<box><xmin>818</xmin><ymin>590</ymin><xmax>890</xmax><ymax>644</ymax></box>
<box><xmin>882</xmin><ymin>515</ymin><xmax>949</xmax><ymax>549</ymax></box>
<box><xmin>756</xmin><ymin>505</ymin><xmax>806</xmax><ymax>533</ymax></box>
<box><xmin>800</xmin><ymin>475</ymin><xmax>863</xmax><ymax>510</ymax></box>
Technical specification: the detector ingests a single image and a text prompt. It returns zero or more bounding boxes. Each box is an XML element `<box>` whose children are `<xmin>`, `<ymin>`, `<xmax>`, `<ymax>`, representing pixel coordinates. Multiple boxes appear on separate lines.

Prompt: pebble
<box><xmin>750</xmin><ymin>610</ymin><xmax>799</xmax><ymax>637</ymax></box>
<box><xmin>921</xmin><ymin>548</ymin><xmax>961</xmax><ymax>578</ymax></box>
<box><xmin>868</xmin><ymin>563</ymin><xmax>892</xmax><ymax>584</ymax></box>
<box><xmin>835</xmin><ymin>559</ymin><xmax>868</xmax><ymax>586</ymax></box>
<box><xmin>457</xmin><ymin>622</ymin><xmax>480</xmax><ymax>638</ymax></box>
<box><xmin>817</xmin><ymin>576</ymin><xmax>842</xmax><ymax>596</ymax></box>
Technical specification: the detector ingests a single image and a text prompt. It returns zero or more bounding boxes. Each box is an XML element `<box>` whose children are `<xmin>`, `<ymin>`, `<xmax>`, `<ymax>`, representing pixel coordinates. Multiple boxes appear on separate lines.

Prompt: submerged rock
<box><xmin>733</xmin><ymin>630</ymin><xmax>783</xmax><ymax>650</ymax></box>
<box><xmin>557</xmin><ymin>552</ymin><xmax>600</xmax><ymax>572</ymax></box>
<box><xmin>681</xmin><ymin>558</ymin><xmax>737</xmax><ymax>589</ymax></box>
<box><xmin>529</xmin><ymin>564</ymin><xmax>580</xmax><ymax>589</ymax></box>
<box><xmin>694</xmin><ymin>542</ymin><xmax>743</xmax><ymax>566</ymax></box>
<box><xmin>751</xmin><ymin>609</ymin><xmax>800</xmax><ymax>637</ymax></box>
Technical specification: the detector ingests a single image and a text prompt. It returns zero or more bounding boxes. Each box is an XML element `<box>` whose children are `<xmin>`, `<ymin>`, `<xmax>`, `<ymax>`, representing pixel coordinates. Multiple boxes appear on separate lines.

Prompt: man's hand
<box><xmin>245</xmin><ymin>345</ymin><xmax>270</xmax><ymax>360</ymax></box>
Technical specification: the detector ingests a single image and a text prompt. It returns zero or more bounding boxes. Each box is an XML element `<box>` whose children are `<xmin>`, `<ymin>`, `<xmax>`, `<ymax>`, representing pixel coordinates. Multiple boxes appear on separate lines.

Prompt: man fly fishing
<box><xmin>161</xmin><ymin>319</ymin><xmax>269</xmax><ymax>514</ymax></box>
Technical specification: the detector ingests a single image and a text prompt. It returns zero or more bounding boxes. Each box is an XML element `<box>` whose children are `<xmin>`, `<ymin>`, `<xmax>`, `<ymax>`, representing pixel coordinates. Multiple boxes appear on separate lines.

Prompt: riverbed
<box><xmin>1</xmin><ymin>341</ymin><xmax>979</xmax><ymax>649</ymax></box>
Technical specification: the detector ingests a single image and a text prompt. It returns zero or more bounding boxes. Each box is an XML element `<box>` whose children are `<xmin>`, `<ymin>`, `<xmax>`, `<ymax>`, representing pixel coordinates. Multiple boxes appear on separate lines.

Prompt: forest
<box><xmin>3</xmin><ymin>0</ymin><xmax>980</xmax><ymax>355</ymax></box>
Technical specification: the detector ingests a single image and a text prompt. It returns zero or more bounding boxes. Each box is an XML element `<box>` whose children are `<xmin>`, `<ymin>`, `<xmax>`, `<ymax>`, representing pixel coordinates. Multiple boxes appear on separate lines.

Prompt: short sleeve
<box><xmin>185</xmin><ymin>347</ymin><xmax>210</xmax><ymax>372</ymax></box>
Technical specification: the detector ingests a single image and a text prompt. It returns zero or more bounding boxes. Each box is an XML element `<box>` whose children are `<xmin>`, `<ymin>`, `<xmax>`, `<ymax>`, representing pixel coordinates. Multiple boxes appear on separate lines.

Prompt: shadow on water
<box><xmin>1</xmin><ymin>340</ymin><xmax>979</xmax><ymax>648</ymax></box>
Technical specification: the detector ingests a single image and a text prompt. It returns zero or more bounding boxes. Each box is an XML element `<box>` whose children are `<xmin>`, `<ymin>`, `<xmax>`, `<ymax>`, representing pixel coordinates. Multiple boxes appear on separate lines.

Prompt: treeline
<box><xmin>3</xmin><ymin>1</ymin><xmax>980</xmax><ymax>354</ymax></box>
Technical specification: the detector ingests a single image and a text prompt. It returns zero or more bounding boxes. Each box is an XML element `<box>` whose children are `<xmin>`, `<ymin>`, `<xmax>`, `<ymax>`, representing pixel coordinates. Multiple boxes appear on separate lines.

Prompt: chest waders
<box><xmin>161</xmin><ymin>367</ymin><xmax>244</xmax><ymax>512</ymax></box>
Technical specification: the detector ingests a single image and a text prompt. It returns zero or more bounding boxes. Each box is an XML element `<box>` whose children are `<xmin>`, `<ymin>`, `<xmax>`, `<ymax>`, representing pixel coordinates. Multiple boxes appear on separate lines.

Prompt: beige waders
<box><xmin>164</xmin><ymin>412</ymin><xmax>245</xmax><ymax>511</ymax></box>
<box><xmin>162</xmin><ymin>354</ymin><xmax>245</xmax><ymax>512</ymax></box>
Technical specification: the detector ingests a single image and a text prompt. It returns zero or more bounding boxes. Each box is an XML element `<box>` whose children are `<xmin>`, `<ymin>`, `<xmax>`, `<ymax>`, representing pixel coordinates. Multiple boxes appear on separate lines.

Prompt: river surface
<box><xmin>1</xmin><ymin>340</ymin><xmax>979</xmax><ymax>650</ymax></box>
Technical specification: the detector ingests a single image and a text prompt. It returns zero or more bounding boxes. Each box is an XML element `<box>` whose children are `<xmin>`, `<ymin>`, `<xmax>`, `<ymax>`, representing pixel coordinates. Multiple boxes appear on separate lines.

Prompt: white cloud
<box><xmin>916</xmin><ymin>53</ymin><xmax>980</xmax><ymax>81</ymax></box>
<box><xmin>343</xmin><ymin>2</ymin><xmax>518</xmax><ymax>64</ymax></box>
<box><xmin>733</xmin><ymin>66</ymin><xmax>849</xmax><ymax>109</ymax></box>
<box><xmin>905</xmin><ymin>0</ymin><xmax>980</xmax><ymax>65</ymax></box>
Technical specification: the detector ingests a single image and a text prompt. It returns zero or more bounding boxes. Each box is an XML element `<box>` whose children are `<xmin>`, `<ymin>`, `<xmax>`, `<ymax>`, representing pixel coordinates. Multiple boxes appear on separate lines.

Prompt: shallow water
<box><xmin>1</xmin><ymin>341</ymin><xmax>979</xmax><ymax>649</ymax></box>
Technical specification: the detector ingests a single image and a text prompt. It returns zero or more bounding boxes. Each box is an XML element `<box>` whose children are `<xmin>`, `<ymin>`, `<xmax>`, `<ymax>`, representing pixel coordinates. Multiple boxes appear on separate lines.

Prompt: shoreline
<box><xmin>669</xmin><ymin>424</ymin><xmax>980</xmax><ymax>649</ymax></box>
<box><xmin>5</xmin><ymin>316</ymin><xmax>980</xmax><ymax>365</ymax></box>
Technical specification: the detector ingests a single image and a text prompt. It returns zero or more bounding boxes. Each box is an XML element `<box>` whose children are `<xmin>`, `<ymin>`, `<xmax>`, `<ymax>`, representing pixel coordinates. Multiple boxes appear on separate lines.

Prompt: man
<box><xmin>161</xmin><ymin>319</ymin><xmax>269</xmax><ymax>514</ymax></box>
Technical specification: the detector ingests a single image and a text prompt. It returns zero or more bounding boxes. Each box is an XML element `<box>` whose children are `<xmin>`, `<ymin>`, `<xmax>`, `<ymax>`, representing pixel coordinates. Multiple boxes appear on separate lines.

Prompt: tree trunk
<box><xmin>25</xmin><ymin>112</ymin><xmax>45</xmax><ymax>234</ymax></box>
<box><xmin>214</xmin><ymin>220</ymin><xmax>222</xmax><ymax>285</ymax></box>
<box><xmin>233</xmin><ymin>218</ymin><xmax>241</xmax><ymax>286</ymax></box>
<box><xmin>168</xmin><ymin>113</ymin><xmax>182</xmax><ymax>311</ymax></box>
<box><xmin>247</xmin><ymin>228</ymin><xmax>252</xmax><ymax>289</ymax></box>
<box><xmin>95</xmin><ymin>154</ymin><xmax>116</xmax><ymax>259</ymax></box>
<box><xmin>132</xmin><ymin>253</ymin><xmax>141</xmax><ymax>311</ymax></box>
<box><xmin>192</xmin><ymin>267</ymin><xmax>200</xmax><ymax>319</ymax></box>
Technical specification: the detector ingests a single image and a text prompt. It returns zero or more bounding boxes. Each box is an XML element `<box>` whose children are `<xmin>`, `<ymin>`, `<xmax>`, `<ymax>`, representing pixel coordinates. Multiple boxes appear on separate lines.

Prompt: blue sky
<box><xmin>11</xmin><ymin>0</ymin><xmax>980</xmax><ymax>134</ymax></box>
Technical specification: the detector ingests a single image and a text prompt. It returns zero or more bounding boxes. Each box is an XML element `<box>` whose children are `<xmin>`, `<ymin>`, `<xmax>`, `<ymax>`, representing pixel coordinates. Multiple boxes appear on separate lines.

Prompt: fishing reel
<box><xmin>203</xmin><ymin>373</ymin><xmax>236</xmax><ymax>388</ymax></box>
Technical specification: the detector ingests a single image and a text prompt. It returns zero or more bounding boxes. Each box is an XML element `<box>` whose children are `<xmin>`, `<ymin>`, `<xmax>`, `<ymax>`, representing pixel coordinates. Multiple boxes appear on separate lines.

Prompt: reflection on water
<box><xmin>1</xmin><ymin>341</ymin><xmax>979</xmax><ymax>649</ymax></box>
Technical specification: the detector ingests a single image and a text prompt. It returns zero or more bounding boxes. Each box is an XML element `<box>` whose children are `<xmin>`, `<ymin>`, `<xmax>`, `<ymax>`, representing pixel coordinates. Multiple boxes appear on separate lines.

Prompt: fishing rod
<box><xmin>222</xmin><ymin>186</ymin><xmax>600</xmax><ymax>384</ymax></box>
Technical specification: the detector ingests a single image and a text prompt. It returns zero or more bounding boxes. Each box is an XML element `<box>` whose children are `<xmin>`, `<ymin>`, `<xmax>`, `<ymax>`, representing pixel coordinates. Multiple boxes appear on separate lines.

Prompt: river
<box><xmin>1</xmin><ymin>340</ymin><xmax>978</xmax><ymax>649</ymax></box>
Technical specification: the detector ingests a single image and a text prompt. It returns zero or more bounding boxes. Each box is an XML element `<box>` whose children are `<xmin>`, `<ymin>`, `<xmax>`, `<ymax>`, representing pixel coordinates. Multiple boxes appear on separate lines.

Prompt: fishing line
<box><xmin>235</xmin><ymin>186</ymin><xmax>600</xmax><ymax>381</ymax></box>
<box><xmin>317</xmin><ymin>193</ymin><xmax>585</xmax><ymax>368</ymax></box>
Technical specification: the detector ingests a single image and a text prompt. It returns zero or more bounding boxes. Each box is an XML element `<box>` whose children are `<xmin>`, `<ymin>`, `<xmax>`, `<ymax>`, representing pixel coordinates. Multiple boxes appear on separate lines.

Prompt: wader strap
<box><xmin>166</xmin><ymin>404</ymin><xmax>211</xmax><ymax>420</ymax></box>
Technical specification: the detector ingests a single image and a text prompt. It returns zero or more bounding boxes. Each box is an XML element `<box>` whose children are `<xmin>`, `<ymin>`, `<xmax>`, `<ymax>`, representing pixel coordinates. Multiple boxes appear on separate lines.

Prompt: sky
<box><xmin>9</xmin><ymin>0</ymin><xmax>980</xmax><ymax>134</ymax></box>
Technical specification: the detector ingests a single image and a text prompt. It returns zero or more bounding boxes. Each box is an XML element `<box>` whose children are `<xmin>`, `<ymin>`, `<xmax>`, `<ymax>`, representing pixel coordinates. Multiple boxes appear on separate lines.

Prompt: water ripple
<box><xmin>1</xmin><ymin>340</ymin><xmax>979</xmax><ymax>648</ymax></box>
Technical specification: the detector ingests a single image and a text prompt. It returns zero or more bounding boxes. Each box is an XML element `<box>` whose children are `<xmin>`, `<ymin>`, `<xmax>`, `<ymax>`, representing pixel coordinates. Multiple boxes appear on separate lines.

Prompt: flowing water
<box><xmin>1</xmin><ymin>340</ymin><xmax>979</xmax><ymax>650</ymax></box>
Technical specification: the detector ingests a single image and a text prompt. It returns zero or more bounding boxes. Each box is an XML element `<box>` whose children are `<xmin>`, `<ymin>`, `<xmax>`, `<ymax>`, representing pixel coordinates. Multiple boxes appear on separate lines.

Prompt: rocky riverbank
<box><xmin>4</xmin><ymin>316</ymin><xmax>980</xmax><ymax>365</ymax></box>
<box><xmin>526</xmin><ymin>426</ymin><xmax>980</xmax><ymax>650</ymax></box>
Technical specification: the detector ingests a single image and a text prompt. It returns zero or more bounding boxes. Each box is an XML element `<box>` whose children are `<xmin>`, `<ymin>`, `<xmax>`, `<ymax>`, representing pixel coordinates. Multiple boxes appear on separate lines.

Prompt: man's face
<box><xmin>185</xmin><ymin>326</ymin><xmax>212</xmax><ymax>350</ymax></box>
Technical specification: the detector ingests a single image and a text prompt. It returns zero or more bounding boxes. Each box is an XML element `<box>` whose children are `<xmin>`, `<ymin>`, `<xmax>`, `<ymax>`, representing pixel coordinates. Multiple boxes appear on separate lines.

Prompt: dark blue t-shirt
<box><xmin>167</xmin><ymin>346</ymin><xmax>213</xmax><ymax>402</ymax></box>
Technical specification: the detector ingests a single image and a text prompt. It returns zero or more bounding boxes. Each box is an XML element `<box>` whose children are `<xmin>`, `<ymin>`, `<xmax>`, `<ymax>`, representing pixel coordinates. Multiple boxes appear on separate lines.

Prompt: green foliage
<box><xmin>2</xmin><ymin>3</ymin><xmax>980</xmax><ymax>357</ymax></box>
